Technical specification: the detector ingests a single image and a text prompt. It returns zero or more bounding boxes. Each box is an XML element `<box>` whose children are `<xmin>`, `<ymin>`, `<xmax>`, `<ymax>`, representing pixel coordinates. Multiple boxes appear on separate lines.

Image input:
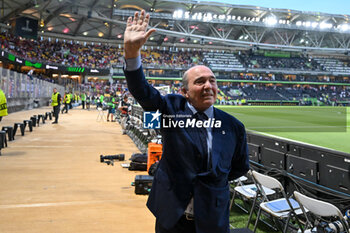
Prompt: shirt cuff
<box><xmin>124</xmin><ymin>56</ymin><xmax>141</xmax><ymax>71</ymax></box>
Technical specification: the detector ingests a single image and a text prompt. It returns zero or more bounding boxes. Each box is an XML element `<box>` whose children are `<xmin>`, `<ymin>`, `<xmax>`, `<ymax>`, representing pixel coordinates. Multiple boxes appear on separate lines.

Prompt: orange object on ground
<box><xmin>147</xmin><ymin>142</ymin><xmax>162</xmax><ymax>172</ymax></box>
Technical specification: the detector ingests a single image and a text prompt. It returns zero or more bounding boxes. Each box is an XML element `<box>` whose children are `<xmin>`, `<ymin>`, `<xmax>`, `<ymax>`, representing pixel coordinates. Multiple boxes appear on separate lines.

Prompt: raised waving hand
<box><xmin>123</xmin><ymin>10</ymin><xmax>156</xmax><ymax>59</ymax></box>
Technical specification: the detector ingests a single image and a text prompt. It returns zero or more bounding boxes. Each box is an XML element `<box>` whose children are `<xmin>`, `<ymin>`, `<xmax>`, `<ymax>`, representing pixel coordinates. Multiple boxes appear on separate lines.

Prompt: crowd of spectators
<box><xmin>79</xmin><ymin>77</ymin><xmax>349</xmax><ymax>107</ymax></box>
<box><xmin>1</xmin><ymin>32</ymin><xmax>350</xmax><ymax>77</ymax></box>
<box><xmin>0</xmin><ymin>32</ymin><xmax>349</xmax><ymax>103</ymax></box>
<box><xmin>0</xmin><ymin>33</ymin><xmax>124</xmax><ymax>68</ymax></box>
<box><xmin>239</xmin><ymin>54</ymin><xmax>323</xmax><ymax>71</ymax></box>
<box><xmin>217</xmin><ymin>82</ymin><xmax>350</xmax><ymax>105</ymax></box>
<box><xmin>141</xmin><ymin>49</ymin><xmax>203</xmax><ymax>69</ymax></box>
<box><xmin>216</xmin><ymin>73</ymin><xmax>350</xmax><ymax>83</ymax></box>
<box><xmin>0</xmin><ymin>33</ymin><xmax>202</xmax><ymax>69</ymax></box>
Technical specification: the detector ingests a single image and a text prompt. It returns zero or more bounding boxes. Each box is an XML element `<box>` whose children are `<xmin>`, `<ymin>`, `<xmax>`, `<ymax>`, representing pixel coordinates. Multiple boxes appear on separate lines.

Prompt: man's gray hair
<box><xmin>182</xmin><ymin>70</ymin><xmax>189</xmax><ymax>90</ymax></box>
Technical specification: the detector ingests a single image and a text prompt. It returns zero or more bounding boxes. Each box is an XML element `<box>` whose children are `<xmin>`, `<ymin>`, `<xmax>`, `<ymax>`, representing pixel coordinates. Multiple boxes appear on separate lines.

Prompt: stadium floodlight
<box><xmin>219</xmin><ymin>14</ymin><xmax>226</xmax><ymax>20</ymax></box>
<box><xmin>320</xmin><ymin>22</ymin><xmax>333</xmax><ymax>29</ymax></box>
<box><xmin>178</xmin><ymin>10</ymin><xmax>184</xmax><ymax>18</ymax></box>
<box><xmin>339</xmin><ymin>24</ymin><xmax>349</xmax><ymax>31</ymax></box>
<box><xmin>207</xmin><ymin>13</ymin><xmax>213</xmax><ymax>21</ymax></box>
<box><xmin>227</xmin><ymin>15</ymin><xmax>231</xmax><ymax>21</ymax></box>
<box><xmin>184</xmin><ymin>11</ymin><xmax>190</xmax><ymax>19</ymax></box>
<box><xmin>203</xmin><ymin>13</ymin><xmax>212</xmax><ymax>22</ymax></box>
<box><xmin>305</xmin><ymin>21</ymin><xmax>311</xmax><ymax>27</ymax></box>
<box><xmin>197</xmin><ymin>13</ymin><xmax>202</xmax><ymax>20</ymax></box>
<box><xmin>279</xmin><ymin>20</ymin><xmax>287</xmax><ymax>24</ymax></box>
<box><xmin>173</xmin><ymin>10</ymin><xmax>183</xmax><ymax>19</ymax></box>
<box><xmin>265</xmin><ymin>16</ymin><xmax>277</xmax><ymax>26</ymax></box>
<box><xmin>296</xmin><ymin>21</ymin><xmax>302</xmax><ymax>26</ymax></box>
<box><xmin>232</xmin><ymin>15</ymin><xmax>236</xmax><ymax>20</ymax></box>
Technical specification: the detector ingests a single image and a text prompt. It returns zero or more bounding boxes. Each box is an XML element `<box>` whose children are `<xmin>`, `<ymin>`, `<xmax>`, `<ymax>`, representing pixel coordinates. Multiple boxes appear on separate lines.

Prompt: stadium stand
<box><xmin>0</xmin><ymin>32</ymin><xmax>123</xmax><ymax>69</ymax></box>
<box><xmin>313</xmin><ymin>57</ymin><xmax>350</xmax><ymax>74</ymax></box>
<box><xmin>0</xmin><ymin>1</ymin><xmax>350</xmax><ymax>232</ymax></box>
<box><xmin>203</xmin><ymin>51</ymin><xmax>244</xmax><ymax>71</ymax></box>
<box><xmin>239</xmin><ymin>54</ymin><xmax>319</xmax><ymax>71</ymax></box>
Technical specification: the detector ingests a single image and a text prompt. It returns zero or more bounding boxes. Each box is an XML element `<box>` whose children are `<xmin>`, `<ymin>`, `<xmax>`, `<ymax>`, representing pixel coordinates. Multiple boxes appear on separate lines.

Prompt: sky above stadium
<box><xmin>209</xmin><ymin>0</ymin><xmax>350</xmax><ymax>15</ymax></box>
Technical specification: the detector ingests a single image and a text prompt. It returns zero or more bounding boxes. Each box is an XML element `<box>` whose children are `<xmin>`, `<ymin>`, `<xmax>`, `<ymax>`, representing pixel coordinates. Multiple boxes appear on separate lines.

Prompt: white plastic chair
<box><xmin>294</xmin><ymin>191</ymin><xmax>349</xmax><ymax>233</ymax></box>
<box><xmin>249</xmin><ymin>171</ymin><xmax>304</xmax><ymax>233</ymax></box>
<box><xmin>230</xmin><ymin>174</ymin><xmax>275</xmax><ymax>214</ymax></box>
<box><xmin>96</xmin><ymin>107</ymin><xmax>106</xmax><ymax>122</ymax></box>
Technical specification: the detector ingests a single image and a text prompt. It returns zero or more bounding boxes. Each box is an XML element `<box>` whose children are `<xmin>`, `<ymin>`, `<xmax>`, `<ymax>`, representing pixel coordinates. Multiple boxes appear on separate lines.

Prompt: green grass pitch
<box><xmin>218</xmin><ymin>106</ymin><xmax>349</xmax><ymax>231</ymax></box>
<box><xmin>217</xmin><ymin>106</ymin><xmax>350</xmax><ymax>153</ymax></box>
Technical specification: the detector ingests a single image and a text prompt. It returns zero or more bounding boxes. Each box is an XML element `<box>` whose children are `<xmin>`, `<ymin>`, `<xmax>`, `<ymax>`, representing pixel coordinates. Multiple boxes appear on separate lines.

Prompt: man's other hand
<box><xmin>124</xmin><ymin>10</ymin><xmax>156</xmax><ymax>59</ymax></box>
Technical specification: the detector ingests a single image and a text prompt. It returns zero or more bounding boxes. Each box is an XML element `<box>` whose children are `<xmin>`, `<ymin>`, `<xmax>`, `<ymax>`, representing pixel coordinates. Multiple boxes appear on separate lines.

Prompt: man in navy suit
<box><xmin>123</xmin><ymin>10</ymin><xmax>250</xmax><ymax>233</ymax></box>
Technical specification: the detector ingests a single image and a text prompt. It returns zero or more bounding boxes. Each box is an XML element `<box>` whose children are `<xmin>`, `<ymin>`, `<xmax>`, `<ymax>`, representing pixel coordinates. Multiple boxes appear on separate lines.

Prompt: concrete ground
<box><xmin>0</xmin><ymin>106</ymin><xmax>154</xmax><ymax>233</ymax></box>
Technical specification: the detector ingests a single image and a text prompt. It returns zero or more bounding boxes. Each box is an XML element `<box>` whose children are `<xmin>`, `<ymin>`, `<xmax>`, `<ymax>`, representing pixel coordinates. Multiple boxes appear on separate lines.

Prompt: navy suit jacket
<box><xmin>124</xmin><ymin>67</ymin><xmax>249</xmax><ymax>233</ymax></box>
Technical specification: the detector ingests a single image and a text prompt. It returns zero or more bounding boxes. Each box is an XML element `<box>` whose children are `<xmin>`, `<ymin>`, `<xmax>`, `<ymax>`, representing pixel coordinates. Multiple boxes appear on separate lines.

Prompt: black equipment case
<box><xmin>134</xmin><ymin>175</ymin><xmax>153</xmax><ymax>195</ymax></box>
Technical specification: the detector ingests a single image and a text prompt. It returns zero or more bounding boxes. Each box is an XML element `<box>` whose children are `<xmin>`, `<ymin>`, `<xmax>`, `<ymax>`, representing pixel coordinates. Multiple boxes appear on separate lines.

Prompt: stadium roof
<box><xmin>209</xmin><ymin>0</ymin><xmax>350</xmax><ymax>16</ymax></box>
<box><xmin>1</xmin><ymin>0</ymin><xmax>350</xmax><ymax>54</ymax></box>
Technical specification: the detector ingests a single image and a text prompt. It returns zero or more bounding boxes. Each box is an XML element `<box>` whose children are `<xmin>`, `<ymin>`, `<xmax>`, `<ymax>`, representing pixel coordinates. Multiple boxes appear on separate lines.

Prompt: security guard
<box><xmin>69</xmin><ymin>93</ymin><xmax>73</xmax><ymax>109</ymax></box>
<box><xmin>0</xmin><ymin>88</ymin><xmax>8</xmax><ymax>122</ymax></box>
<box><xmin>51</xmin><ymin>88</ymin><xmax>61</xmax><ymax>124</ymax></box>
<box><xmin>62</xmin><ymin>91</ymin><xmax>71</xmax><ymax>114</ymax></box>
<box><xmin>81</xmin><ymin>92</ymin><xmax>87</xmax><ymax>109</ymax></box>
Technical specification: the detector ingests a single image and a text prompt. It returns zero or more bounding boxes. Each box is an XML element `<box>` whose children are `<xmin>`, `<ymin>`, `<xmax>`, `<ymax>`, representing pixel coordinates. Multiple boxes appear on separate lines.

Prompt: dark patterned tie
<box><xmin>194</xmin><ymin>112</ymin><xmax>208</xmax><ymax>171</ymax></box>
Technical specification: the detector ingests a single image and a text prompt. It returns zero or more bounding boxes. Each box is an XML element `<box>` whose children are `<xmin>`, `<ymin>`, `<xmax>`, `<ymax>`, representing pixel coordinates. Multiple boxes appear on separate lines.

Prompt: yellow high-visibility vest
<box><xmin>51</xmin><ymin>92</ymin><xmax>60</xmax><ymax>106</ymax></box>
<box><xmin>64</xmin><ymin>94</ymin><xmax>71</xmax><ymax>104</ymax></box>
<box><xmin>0</xmin><ymin>89</ymin><xmax>7</xmax><ymax>116</ymax></box>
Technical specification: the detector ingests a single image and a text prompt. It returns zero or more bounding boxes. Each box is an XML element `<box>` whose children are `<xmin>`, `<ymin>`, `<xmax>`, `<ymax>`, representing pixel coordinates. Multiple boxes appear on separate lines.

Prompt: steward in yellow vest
<box><xmin>51</xmin><ymin>88</ymin><xmax>61</xmax><ymax>124</ymax></box>
<box><xmin>0</xmin><ymin>88</ymin><xmax>8</xmax><ymax>120</ymax></box>
<box><xmin>62</xmin><ymin>92</ymin><xmax>71</xmax><ymax>114</ymax></box>
<box><xmin>64</xmin><ymin>93</ymin><xmax>71</xmax><ymax>104</ymax></box>
<box><xmin>51</xmin><ymin>91</ymin><xmax>60</xmax><ymax>107</ymax></box>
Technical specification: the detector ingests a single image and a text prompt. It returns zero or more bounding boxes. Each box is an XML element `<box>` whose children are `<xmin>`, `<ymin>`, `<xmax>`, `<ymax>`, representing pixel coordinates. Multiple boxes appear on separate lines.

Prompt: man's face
<box><xmin>53</xmin><ymin>88</ymin><xmax>57</xmax><ymax>93</ymax></box>
<box><xmin>183</xmin><ymin>66</ymin><xmax>217</xmax><ymax>112</ymax></box>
